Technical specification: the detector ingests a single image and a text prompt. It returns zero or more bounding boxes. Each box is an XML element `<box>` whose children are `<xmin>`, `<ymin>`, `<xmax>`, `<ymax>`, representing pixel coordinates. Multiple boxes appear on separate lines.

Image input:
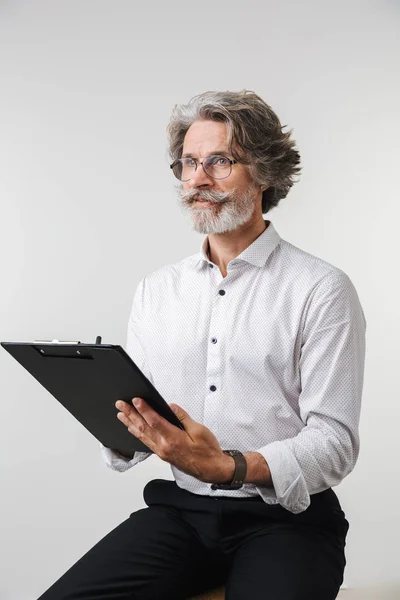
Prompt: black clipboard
<box><xmin>1</xmin><ymin>339</ymin><xmax>185</xmax><ymax>458</ymax></box>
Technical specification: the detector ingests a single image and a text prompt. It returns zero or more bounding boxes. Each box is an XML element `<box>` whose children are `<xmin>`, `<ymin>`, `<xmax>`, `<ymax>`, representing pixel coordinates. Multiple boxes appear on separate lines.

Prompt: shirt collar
<box><xmin>189</xmin><ymin>219</ymin><xmax>281</xmax><ymax>270</ymax></box>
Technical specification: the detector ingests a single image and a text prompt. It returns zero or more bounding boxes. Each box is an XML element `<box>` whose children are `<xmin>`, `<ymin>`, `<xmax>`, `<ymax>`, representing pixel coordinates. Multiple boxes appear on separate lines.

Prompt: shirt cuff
<box><xmin>100</xmin><ymin>443</ymin><xmax>151</xmax><ymax>472</ymax></box>
<box><xmin>255</xmin><ymin>440</ymin><xmax>311</xmax><ymax>514</ymax></box>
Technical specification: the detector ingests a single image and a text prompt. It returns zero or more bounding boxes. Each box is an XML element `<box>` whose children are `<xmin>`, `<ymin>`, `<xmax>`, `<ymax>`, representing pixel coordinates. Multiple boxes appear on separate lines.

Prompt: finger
<box><xmin>115</xmin><ymin>400</ymin><xmax>147</xmax><ymax>429</ymax></box>
<box><xmin>115</xmin><ymin>401</ymin><xmax>150</xmax><ymax>441</ymax></box>
<box><xmin>115</xmin><ymin>399</ymin><xmax>139</xmax><ymax>418</ymax></box>
<box><xmin>133</xmin><ymin>398</ymin><xmax>184</xmax><ymax>440</ymax></box>
<box><xmin>117</xmin><ymin>412</ymin><xmax>150</xmax><ymax>439</ymax></box>
<box><xmin>116</xmin><ymin>410</ymin><xmax>155</xmax><ymax>448</ymax></box>
<box><xmin>116</xmin><ymin>399</ymin><xmax>164</xmax><ymax>450</ymax></box>
<box><xmin>116</xmin><ymin>411</ymin><xmax>132</xmax><ymax>428</ymax></box>
<box><xmin>116</xmin><ymin>407</ymin><xmax>148</xmax><ymax>436</ymax></box>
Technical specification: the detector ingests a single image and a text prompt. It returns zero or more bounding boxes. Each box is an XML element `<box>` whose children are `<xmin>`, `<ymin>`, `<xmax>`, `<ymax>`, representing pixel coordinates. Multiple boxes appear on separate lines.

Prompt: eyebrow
<box><xmin>181</xmin><ymin>150</ymin><xmax>230</xmax><ymax>158</ymax></box>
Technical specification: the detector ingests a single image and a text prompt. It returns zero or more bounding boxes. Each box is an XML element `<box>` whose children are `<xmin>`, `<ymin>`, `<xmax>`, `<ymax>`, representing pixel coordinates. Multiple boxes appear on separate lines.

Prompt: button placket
<box><xmin>203</xmin><ymin>282</ymin><xmax>227</xmax><ymax>436</ymax></box>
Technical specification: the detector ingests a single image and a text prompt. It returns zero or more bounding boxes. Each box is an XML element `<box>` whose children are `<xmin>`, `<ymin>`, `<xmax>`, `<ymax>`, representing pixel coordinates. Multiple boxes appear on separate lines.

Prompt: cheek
<box><xmin>231</xmin><ymin>168</ymin><xmax>255</xmax><ymax>191</ymax></box>
<box><xmin>227</xmin><ymin>181</ymin><xmax>248</xmax><ymax>197</ymax></box>
<box><xmin>216</xmin><ymin>180</ymin><xmax>236</xmax><ymax>194</ymax></box>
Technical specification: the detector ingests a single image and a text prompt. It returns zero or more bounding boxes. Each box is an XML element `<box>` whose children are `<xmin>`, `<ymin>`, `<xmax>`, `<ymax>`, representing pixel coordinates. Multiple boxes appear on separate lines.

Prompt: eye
<box><xmin>183</xmin><ymin>158</ymin><xmax>196</xmax><ymax>167</ymax></box>
<box><xmin>210</xmin><ymin>156</ymin><xmax>229</xmax><ymax>166</ymax></box>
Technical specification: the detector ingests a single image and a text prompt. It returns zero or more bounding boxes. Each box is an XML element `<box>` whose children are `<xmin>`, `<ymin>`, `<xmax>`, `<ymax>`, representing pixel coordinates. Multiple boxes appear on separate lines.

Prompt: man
<box><xmin>38</xmin><ymin>90</ymin><xmax>366</xmax><ymax>600</ymax></box>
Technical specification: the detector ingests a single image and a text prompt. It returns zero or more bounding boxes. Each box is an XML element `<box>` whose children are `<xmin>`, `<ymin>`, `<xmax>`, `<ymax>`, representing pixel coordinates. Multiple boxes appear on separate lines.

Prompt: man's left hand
<box><xmin>115</xmin><ymin>397</ymin><xmax>232</xmax><ymax>484</ymax></box>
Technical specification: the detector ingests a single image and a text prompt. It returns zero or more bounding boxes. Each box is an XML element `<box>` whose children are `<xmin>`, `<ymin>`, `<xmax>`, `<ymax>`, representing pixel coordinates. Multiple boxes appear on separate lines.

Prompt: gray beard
<box><xmin>176</xmin><ymin>185</ymin><xmax>258</xmax><ymax>235</ymax></box>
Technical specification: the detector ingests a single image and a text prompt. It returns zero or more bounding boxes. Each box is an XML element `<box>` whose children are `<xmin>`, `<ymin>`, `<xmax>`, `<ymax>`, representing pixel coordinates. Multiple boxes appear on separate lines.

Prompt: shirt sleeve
<box><xmin>100</xmin><ymin>276</ymin><xmax>153</xmax><ymax>472</ymax></box>
<box><xmin>255</xmin><ymin>270</ymin><xmax>367</xmax><ymax>514</ymax></box>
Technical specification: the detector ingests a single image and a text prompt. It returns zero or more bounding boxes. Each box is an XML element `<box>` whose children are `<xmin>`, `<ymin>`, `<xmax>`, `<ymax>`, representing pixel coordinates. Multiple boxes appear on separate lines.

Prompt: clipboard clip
<box><xmin>33</xmin><ymin>336</ymin><xmax>102</xmax><ymax>345</ymax></box>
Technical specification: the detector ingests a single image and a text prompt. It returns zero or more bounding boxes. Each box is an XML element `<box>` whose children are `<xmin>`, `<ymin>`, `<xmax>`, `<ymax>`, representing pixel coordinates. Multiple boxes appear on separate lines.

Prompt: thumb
<box><xmin>169</xmin><ymin>403</ymin><xmax>191</xmax><ymax>423</ymax></box>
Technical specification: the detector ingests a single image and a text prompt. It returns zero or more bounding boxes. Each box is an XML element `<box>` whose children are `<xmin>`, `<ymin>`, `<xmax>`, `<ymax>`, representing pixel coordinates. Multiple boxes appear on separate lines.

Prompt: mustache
<box><xmin>180</xmin><ymin>187</ymin><xmax>235</xmax><ymax>204</ymax></box>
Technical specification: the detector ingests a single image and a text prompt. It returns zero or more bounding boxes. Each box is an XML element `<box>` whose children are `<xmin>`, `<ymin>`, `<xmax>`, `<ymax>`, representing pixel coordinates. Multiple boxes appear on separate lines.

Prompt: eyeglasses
<box><xmin>170</xmin><ymin>155</ymin><xmax>238</xmax><ymax>182</ymax></box>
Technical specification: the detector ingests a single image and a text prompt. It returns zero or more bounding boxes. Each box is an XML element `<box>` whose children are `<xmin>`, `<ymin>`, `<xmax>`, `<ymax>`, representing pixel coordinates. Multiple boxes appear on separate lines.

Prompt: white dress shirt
<box><xmin>101</xmin><ymin>219</ymin><xmax>366</xmax><ymax>514</ymax></box>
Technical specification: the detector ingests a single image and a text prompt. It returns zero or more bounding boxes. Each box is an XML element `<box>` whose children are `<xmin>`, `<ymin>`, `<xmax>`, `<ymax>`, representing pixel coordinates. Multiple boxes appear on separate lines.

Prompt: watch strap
<box><xmin>210</xmin><ymin>450</ymin><xmax>247</xmax><ymax>490</ymax></box>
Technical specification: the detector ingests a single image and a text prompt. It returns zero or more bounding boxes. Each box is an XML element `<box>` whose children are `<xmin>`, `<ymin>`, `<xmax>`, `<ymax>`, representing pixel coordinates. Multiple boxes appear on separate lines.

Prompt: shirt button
<box><xmin>219</xmin><ymin>290</ymin><xmax>226</xmax><ymax>295</ymax></box>
<box><xmin>210</xmin><ymin>385</ymin><xmax>217</xmax><ymax>392</ymax></box>
<box><xmin>209</xmin><ymin>264</ymin><xmax>214</xmax><ymax>268</ymax></box>
<box><xmin>211</xmin><ymin>337</ymin><xmax>217</xmax><ymax>344</ymax></box>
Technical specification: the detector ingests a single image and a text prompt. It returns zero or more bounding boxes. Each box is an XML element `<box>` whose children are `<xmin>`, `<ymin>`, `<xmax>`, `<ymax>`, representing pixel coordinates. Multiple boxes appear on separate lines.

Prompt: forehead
<box><xmin>182</xmin><ymin>120</ymin><xmax>229</xmax><ymax>156</ymax></box>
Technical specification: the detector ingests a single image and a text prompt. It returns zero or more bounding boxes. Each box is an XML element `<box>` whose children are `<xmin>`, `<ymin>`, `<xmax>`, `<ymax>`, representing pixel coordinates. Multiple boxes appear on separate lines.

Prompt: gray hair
<box><xmin>167</xmin><ymin>90</ymin><xmax>301</xmax><ymax>213</ymax></box>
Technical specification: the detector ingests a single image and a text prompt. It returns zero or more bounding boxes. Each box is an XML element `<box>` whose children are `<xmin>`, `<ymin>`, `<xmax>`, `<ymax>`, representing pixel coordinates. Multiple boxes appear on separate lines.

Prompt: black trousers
<box><xmin>37</xmin><ymin>479</ymin><xmax>349</xmax><ymax>600</ymax></box>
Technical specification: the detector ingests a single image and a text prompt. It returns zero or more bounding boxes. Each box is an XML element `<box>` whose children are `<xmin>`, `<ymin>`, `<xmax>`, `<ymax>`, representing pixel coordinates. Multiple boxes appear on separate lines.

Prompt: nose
<box><xmin>189</xmin><ymin>162</ymin><xmax>214</xmax><ymax>188</ymax></box>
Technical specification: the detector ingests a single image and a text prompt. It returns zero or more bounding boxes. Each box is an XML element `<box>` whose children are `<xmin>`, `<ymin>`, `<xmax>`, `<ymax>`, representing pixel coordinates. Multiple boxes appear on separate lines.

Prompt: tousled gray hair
<box><xmin>167</xmin><ymin>90</ymin><xmax>301</xmax><ymax>213</ymax></box>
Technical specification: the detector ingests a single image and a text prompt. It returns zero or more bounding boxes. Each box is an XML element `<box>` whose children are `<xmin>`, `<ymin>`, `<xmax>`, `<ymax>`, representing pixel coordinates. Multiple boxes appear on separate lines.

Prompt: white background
<box><xmin>0</xmin><ymin>1</ymin><xmax>399</xmax><ymax>598</ymax></box>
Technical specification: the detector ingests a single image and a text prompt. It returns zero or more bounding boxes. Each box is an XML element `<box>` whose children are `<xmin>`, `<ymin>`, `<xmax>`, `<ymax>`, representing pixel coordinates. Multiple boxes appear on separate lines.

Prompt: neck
<box><xmin>207</xmin><ymin>215</ymin><xmax>268</xmax><ymax>276</ymax></box>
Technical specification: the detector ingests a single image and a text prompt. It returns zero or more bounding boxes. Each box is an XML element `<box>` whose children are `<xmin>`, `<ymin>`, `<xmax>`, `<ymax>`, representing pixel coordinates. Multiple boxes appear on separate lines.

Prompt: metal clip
<box><xmin>33</xmin><ymin>339</ymin><xmax>82</xmax><ymax>344</ymax></box>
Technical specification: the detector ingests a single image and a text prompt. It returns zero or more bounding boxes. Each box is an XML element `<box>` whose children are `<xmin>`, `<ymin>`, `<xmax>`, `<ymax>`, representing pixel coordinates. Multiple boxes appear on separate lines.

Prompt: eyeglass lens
<box><xmin>173</xmin><ymin>155</ymin><xmax>232</xmax><ymax>181</ymax></box>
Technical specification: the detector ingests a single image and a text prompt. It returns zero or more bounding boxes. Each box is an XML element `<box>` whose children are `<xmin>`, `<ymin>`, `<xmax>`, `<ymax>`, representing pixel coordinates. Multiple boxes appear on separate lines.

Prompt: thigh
<box><xmin>37</xmin><ymin>505</ymin><xmax>220</xmax><ymax>600</ymax></box>
<box><xmin>225</xmin><ymin>523</ymin><xmax>346</xmax><ymax>600</ymax></box>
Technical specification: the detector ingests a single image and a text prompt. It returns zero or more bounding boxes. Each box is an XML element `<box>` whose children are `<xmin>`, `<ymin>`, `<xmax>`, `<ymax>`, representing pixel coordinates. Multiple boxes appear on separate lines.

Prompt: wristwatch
<box><xmin>210</xmin><ymin>450</ymin><xmax>247</xmax><ymax>490</ymax></box>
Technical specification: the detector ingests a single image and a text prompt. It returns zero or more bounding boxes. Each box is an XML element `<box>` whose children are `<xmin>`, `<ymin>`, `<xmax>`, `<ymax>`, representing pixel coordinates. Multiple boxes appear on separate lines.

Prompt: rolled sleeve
<box><xmin>255</xmin><ymin>270</ymin><xmax>367</xmax><ymax>514</ymax></box>
<box><xmin>100</xmin><ymin>444</ymin><xmax>151</xmax><ymax>472</ymax></box>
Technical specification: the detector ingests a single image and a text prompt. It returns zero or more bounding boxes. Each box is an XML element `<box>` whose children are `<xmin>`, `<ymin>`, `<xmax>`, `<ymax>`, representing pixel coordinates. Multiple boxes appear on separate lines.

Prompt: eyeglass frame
<box><xmin>170</xmin><ymin>154</ymin><xmax>239</xmax><ymax>181</ymax></box>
